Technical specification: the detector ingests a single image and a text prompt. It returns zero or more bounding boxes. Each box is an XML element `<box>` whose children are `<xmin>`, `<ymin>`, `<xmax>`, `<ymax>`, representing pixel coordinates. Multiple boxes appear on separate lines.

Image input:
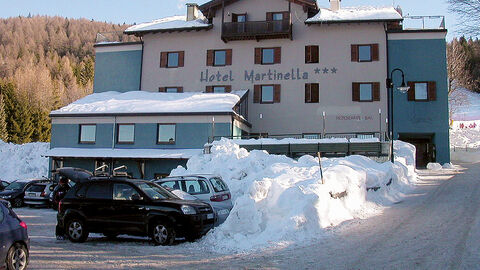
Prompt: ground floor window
<box><xmin>157</xmin><ymin>124</ymin><xmax>176</xmax><ymax>144</ymax></box>
<box><xmin>117</xmin><ymin>124</ymin><xmax>135</xmax><ymax>144</ymax></box>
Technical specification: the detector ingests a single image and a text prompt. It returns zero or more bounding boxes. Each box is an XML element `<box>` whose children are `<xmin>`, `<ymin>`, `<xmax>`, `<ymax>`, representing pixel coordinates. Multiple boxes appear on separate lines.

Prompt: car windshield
<box><xmin>209</xmin><ymin>177</ymin><xmax>229</xmax><ymax>192</ymax></box>
<box><xmin>136</xmin><ymin>182</ymin><xmax>178</xmax><ymax>200</ymax></box>
<box><xmin>5</xmin><ymin>181</ymin><xmax>27</xmax><ymax>191</ymax></box>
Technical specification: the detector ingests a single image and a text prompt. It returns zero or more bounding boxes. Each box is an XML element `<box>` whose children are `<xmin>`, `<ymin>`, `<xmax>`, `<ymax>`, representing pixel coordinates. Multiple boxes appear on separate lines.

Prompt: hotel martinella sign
<box><xmin>199</xmin><ymin>67</ymin><xmax>378</xmax><ymax>122</ymax></box>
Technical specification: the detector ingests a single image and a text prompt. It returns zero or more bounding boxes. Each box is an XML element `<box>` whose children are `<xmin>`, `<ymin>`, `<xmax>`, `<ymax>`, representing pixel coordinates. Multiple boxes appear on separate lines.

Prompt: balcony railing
<box><xmin>222</xmin><ymin>20</ymin><xmax>292</xmax><ymax>42</ymax></box>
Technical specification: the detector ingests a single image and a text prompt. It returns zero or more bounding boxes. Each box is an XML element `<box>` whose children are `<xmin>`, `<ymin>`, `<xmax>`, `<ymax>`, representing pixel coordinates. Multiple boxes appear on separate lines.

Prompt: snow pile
<box><xmin>307</xmin><ymin>6</ymin><xmax>402</xmax><ymax>23</ymax></box>
<box><xmin>172</xmin><ymin>139</ymin><xmax>417</xmax><ymax>252</ymax></box>
<box><xmin>0</xmin><ymin>141</ymin><xmax>50</xmax><ymax>182</ymax></box>
<box><xmin>125</xmin><ymin>15</ymin><xmax>210</xmax><ymax>33</ymax></box>
<box><xmin>426</xmin><ymin>163</ymin><xmax>443</xmax><ymax>171</ymax></box>
<box><xmin>51</xmin><ymin>91</ymin><xmax>247</xmax><ymax>115</ymax></box>
<box><xmin>450</xmin><ymin>88</ymin><xmax>480</xmax><ymax>121</ymax></box>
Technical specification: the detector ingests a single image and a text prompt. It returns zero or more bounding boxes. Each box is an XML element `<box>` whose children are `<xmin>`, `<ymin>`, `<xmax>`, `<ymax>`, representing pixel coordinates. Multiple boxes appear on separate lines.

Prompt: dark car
<box><xmin>0</xmin><ymin>179</ymin><xmax>51</xmax><ymax>208</ymax></box>
<box><xmin>0</xmin><ymin>180</ymin><xmax>9</xmax><ymax>191</ymax></box>
<box><xmin>57</xmin><ymin>177</ymin><xmax>215</xmax><ymax>245</ymax></box>
<box><xmin>0</xmin><ymin>199</ymin><xmax>29</xmax><ymax>270</ymax></box>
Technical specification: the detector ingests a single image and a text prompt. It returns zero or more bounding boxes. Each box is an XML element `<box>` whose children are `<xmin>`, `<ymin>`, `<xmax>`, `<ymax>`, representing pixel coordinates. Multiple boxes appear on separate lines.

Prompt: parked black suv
<box><xmin>57</xmin><ymin>174</ymin><xmax>215</xmax><ymax>245</ymax></box>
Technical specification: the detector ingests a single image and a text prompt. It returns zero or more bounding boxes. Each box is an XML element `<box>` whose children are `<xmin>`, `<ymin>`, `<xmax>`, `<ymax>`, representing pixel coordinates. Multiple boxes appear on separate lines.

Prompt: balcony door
<box><xmin>232</xmin><ymin>13</ymin><xmax>247</xmax><ymax>33</ymax></box>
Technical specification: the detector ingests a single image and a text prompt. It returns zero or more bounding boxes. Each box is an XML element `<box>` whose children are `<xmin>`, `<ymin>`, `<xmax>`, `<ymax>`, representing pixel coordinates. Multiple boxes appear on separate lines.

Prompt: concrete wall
<box><xmin>387</xmin><ymin>32</ymin><xmax>450</xmax><ymax>163</ymax></box>
<box><xmin>93</xmin><ymin>44</ymin><xmax>143</xmax><ymax>93</ymax></box>
<box><xmin>139</xmin><ymin>0</ymin><xmax>389</xmax><ymax>136</ymax></box>
<box><xmin>50</xmin><ymin>118</ymin><xmax>233</xmax><ymax>149</ymax></box>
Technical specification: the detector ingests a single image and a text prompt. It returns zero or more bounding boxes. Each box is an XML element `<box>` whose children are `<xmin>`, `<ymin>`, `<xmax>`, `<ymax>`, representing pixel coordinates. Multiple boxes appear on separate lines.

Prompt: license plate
<box><xmin>28</xmin><ymin>193</ymin><xmax>37</xmax><ymax>197</ymax></box>
<box><xmin>207</xmin><ymin>213</ymin><xmax>214</xmax><ymax>219</ymax></box>
<box><xmin>217</xmin><ymin>209</ymin><xmax>229</xmax><ymax>215</ymax></box>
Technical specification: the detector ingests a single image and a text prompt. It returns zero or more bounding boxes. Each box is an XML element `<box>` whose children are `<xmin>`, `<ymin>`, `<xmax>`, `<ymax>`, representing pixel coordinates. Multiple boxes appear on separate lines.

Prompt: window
<box><xmin>407</xmin><ymin>81</ymin><xmax>437</xmax><ymax>102</ymax></box>
<box><xmin>117</xmin><ymin>124</ymin><xmax>135</xmax><ymax>144</ymax></box>
<box><xmin>255</xmin><ymin>47</ymin><xmax>281</xmax><ymax>65</ymax></box>
<box><xmin>159</xmin><ymin>87</ymin><xmax>183</xmax><ymax>93</ymax></box>
<box><xmin>205</xmin><ymin>85</ymin><xmax>232</xmax><ymax>93</ymax></box>
<box><xmin>183</xmin><ymin>180</ymin><xmax>210</xmax><ymax>195</ymax></box>
<box><xmin>352</xmin><ymin>82</ymin><xmax>380</xmax><ymax>102</ymax></box>
<box><xmin>160</xmin><ymin>181</ymin><xmax>181</xmax><ymax>190</ymax></box>
<box><xmin>113</xmin><ymin>183</ymin><xmax>140</xmax><ymax>201</ymax></box>
<box><xmin>351</xmin><ymin>44</ymin><xmax>379</xmax><ymax>62</ymax></box>
<box><xmin>254</xmin><ymin>85</ymin><xmax>280</xmax><ymax>103</ymax></box>
<box><xmin>157</xmin><ymin>124</ymin><xmax>176</xmax><ymax>144</ymax></box>
<box><xmin>206</xmin><ymin>49</ymin><xmax>232</xmax><ymax>66</ymax></box>
<box><xmin>85</xmin><ymin>183</ymin><xmax>111</xmax><ymax>200</ymax></box>
<box><xmin>160</xmin><ymin>51</ymin><xmax>184</xmax><ymax>68</ymax></box>
<box><xmin>305</xmin><ymin>83</ymin><xmax>319</xmax><ymax>103</ymax></box>
<box><xmin>360</xmin><ymin>84</ymin><xmax>373</xmax><ymax>101</ymax></box>
<box><xmin>272</xmin><ymin>13</ymin><xmax>284</xmax><ymax>21</ymax></box>
<box><xmin>232</xmin><ymin>13</ymin><xmax>247</xmax><ymax>22</ymax></box>
<box><xmin>305</xmin><ymin>45</ymin><xmax>319</xmax><ymax>64</ymax></box>
<box><xmin>209</xmin><ymin>177</ymin><xmax>229</xmax><ymax>192</ymax></box>
<box><xmin>79</xmin><ymin>124</ymin><xmax>96</xmax><ymax>144</ymax></box>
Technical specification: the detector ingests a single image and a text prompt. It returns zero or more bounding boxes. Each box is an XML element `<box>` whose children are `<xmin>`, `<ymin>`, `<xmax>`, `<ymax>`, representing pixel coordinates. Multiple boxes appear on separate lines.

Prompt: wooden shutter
<box><xmin>160</xmin><ymin>52</ymin><xmax>168</xmax><ymax>68</ymax></box>
<box><xmin>305</xmin><ymin>46</ymin><xmax>311</xmax><ymax>64</ymax></box>
<box><xmin>283</xmin><ymin>12</ymin><xmax>290</xmax><ymax>22</ymax></box>
<box><xmin>206</xmin><ymin>50</ymin><xmax>214</xmax><ymax>66</ymax></box>
<box><xmin>372</xmin><ymin>82</ymin><xmax>380</xmax><ymax>101</ymax></box>
<box><xmin>253</xmin><ymin>85</ymin><xmax>261</xmax><ymax>103</ymax></box>
<box><xmin>158</xmin><ymin>87</ymin><xmax>166</xmax><ymax>92</ymax></box>
<box><xmin>274</xmin><ymin>84</ymin><xmax>281</xmax><ymax>103</ymax></box>
<box><xmin>305</xmin><ymin>84</ymin><xmax>311</xmax><ymax>103</ymax></box>
<box><xmin>225</xmin><ymin>85</ymin><xmax>232</xmax><ymax>93</ymax></box>
<box><xmin>407</xmin><ymin>82</ymin><xmax>416</xmax><ymax>101</ymax></box>
<box><xmin>312</xmin><ymin>45</ymin><xmax>319</xmax><ymax>63</ymax></box>
<box><xmin>255</xmin><ymin>48</ymin><xmax>262</xmax><ymax>64</ymax></box>
<box><xmin>351</xmin><ymin>45</ymin><xmax>359</xmax><ymax>62</ymax></box>
<box><xmin>177</xmin><ymin>87</ymin><xmax>184</xmax><ymax>93</ymax></box>
<box><xmin>274</xmin><ymin>47</ymin><xmax>281</xmax><ymax>64</ymax></box>
<box><xmin>371</xmin><ymin>44</ymin><xmax>379</xmax><ymax>61</ymax></box>
<box><xmin>226</xmin><ymin>49</ymin><xmax>233</xmax><ymax>65</ymax></box>
<box><xmin>266</xmin><ymin>12</ymin><xmax>273</xmax><ymax>21</ymax></box>
<box><xmin>178</xmin><ymin>51</ymin><xmax>185</xmax><ymax>67</ymax></box>
<box><xmin>311</xmin><ymin>83</ymin><xmax>319</xmax><ymax>103</ymax></box>
<box><xmin>305</xmin><ymin>46</ymin><xmax>319</xmax><ymax>64</ymax></box>
<box><xmin>232</xmin><ymin>13</ymin><xmax>238</xmax><ymax>22</ymax></box>
<box><xmin>206</xmin><ymin>86</ymin><xmax>213</xmax><ymax>93</ymax></box>
<box><xmin>428</xmin><ymin>81</ymin><xmax>436</xmax><ymax>101</ymax></box>
<box><xmin>352</xmin><ymin>83</ymin><xmax>360</xmax><ymax>101</ymax></box>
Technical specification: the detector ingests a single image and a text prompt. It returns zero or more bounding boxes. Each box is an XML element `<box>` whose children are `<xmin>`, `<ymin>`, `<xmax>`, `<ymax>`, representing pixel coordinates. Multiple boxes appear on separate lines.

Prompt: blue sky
<box><xmin>0</xmin><ymin>0</ymin><xmax>460</xmax><ymax>39</ymax></box>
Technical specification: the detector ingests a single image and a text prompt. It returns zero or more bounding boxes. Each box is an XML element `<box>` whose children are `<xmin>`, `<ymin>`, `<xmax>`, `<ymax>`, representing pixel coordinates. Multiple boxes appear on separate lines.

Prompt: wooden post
<box><xmin>317</xmin><ymin>152</ymin><xmax>324</xmax><ymax>184</ymax></box>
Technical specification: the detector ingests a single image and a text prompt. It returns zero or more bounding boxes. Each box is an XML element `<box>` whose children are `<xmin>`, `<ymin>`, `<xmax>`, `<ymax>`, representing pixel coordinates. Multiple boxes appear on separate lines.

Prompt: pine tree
<box><xmin>0</xmin><ymin>93</ymin><xmax>8</xmax><ymax>142</ymax></box>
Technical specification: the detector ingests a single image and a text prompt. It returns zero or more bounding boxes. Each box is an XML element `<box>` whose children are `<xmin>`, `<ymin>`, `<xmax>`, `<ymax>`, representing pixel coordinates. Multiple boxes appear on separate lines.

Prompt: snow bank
<box><xmin>172</xmin><ymin>139</ymin><xmax>417</xmax><ymax>252</ymax></box>
<box><xmin>0</xmin><ymin>141</ymin><xmax>49</xmax><ymax>182</ymax></box>
<box><xmin>426</xmin><ymin>163</ymin><xmax>443</xmax><ymax>171</ymax></box>
<box><xmin>306</xmin><ymin>6</ymin><xmax>402</xmax><ymax>23</ymax></box>
<box><xmin>125</xmin><ymin>15</ymin><xmax>210</xmax><ymax>34</ymax></box>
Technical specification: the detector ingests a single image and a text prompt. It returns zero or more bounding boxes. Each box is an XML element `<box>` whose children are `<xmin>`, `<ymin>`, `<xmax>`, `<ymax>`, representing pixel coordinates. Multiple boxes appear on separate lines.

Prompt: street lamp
<box><xmin>386</xmin><ymin>68</ymin><xmax>410</xmax><ymax>163</ymax></box>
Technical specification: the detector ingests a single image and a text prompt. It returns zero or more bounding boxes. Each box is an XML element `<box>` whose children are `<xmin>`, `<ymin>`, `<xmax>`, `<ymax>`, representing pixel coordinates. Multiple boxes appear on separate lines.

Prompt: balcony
<box><xmin>221</xmin><ymin>20</ymin><xmax>292</xmax><ymax>42</ymax></box>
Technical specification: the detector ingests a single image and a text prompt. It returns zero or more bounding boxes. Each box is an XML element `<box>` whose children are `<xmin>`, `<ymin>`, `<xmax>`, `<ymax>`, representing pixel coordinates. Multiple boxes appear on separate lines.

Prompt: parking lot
<box><xmin>16</xmin><ymin>163</ymin><xmax>480</xmax><ymax>269</ymax></box>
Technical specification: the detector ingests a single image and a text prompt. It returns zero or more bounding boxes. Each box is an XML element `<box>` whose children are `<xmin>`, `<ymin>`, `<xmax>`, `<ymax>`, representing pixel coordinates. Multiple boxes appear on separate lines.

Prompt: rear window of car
<box><xmin>160</xmin><ymin>181</ymin><xmax>180</xmax><ymax>190</ymax></box>
<box><xmin>26</xmin><ymin>184</ymin><xmax>46</xmax><ymax>192</ymax></box>
<box><xmin>209</xmin><ymin>177</ymin><xmax>228</xmax><ymax>192</ymax></box>
<box><xmin>184</xmin><ymin>180</ymin><xmax>210</xmax><ymax>195</ymax></box>
<box><xmin>85</xmin><ymin>183</ymin><xmax>111</xmax><ymax>199</ymax></box>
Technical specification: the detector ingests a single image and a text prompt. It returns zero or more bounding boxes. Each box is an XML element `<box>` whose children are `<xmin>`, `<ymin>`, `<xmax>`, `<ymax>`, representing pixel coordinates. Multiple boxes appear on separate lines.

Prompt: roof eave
<box><xmin>125</xmin><ymin>24</ymin><xmax>213</xmax><ymax>36</ymax></box>
<box><xmin>305</xmin><ymin>18</ymin><xmax>403</xmax><ymax>25</ymax></box>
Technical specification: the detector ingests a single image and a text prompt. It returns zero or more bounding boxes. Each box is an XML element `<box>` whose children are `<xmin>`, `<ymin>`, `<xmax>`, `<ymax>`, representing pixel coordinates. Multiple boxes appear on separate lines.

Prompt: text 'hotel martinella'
<box><xmin>47</xmin><ymin>0</ymin><xmax>449</xmax><ymax>177</ymax></box>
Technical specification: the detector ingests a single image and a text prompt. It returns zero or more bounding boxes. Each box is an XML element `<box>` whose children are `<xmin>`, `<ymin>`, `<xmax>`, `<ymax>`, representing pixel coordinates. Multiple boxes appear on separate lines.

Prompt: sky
<box><xmin>0</xmin><ymin>0</ymin><xmax>461</xmax><ymax>39</ymax></box>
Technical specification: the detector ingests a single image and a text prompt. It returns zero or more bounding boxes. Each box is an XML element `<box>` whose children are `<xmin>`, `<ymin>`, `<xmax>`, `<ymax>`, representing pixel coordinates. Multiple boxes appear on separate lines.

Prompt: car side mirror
<box><xmin>131</xmin><ymin>194</ymin><xmax>143</xmax><ymax>201</ymax></box>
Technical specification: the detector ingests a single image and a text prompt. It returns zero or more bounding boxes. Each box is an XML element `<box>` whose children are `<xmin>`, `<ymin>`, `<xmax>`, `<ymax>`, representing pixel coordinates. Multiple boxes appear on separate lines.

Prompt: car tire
<box><xmin>150</xmin><ymin>220</ymin><xmax>175</xmax><ymax>246</ymax></box>
<box><xmin>66</xmin><ymin>218</ymin><xmax>89</xmax><ymax>243</ymax></box>
<box><xmin>13</xmin><ymin>198</ymin><xmax>23</xmax><ymax>208</ymax></box>
<box><xmin>6</xmin><ymin>243</ymin><xmax>28</xmax><ymax>270</ymax></box>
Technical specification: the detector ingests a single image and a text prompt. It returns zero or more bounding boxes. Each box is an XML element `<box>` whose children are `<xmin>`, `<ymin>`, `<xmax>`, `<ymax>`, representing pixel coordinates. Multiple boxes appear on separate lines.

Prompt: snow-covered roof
<box><xmin>306</xmin><ymin>6</ymin><xmax>402</xmax><ymax>23</ymax></box>
<box><xmin>125</xmin><ymin>15</ymin><xmax>211</xmax><ymax>34</ymax></box>
<box><xmin>46</xmin><ymin>148</ymin><xmax>203</xmax><ymax>159</ymax></box>
<box><xmin>51</xmin><ymin>91</ymin><xmax>247</xmax><ymax>116</ymax></box>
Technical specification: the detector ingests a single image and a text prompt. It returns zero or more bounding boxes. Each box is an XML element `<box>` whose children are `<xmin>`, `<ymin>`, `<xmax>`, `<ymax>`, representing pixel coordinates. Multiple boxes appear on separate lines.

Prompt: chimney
<box><xmin>329</xmin><ymin>0</ymin><xmax>341</xmax><ymax>11</ymax></box>
<box><xmin>186</xmin><ymin>3</ymin><xmax>199</xmax><ymax>21</ymax></box>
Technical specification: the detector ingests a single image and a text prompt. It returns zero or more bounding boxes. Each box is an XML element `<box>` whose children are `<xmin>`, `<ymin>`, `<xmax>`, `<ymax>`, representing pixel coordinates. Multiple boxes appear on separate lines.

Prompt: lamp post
<box><xmin>386</xmin><ymin>68</ymin><xmax>410</xmax><ymax>163</ymax></box>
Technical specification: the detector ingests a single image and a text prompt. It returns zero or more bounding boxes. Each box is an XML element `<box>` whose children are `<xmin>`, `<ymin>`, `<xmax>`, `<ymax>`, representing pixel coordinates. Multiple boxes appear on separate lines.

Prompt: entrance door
<box><xmin>398</xmin><ymin>134</ymin><xmax>435</xmax><ymax>168</ymax></box>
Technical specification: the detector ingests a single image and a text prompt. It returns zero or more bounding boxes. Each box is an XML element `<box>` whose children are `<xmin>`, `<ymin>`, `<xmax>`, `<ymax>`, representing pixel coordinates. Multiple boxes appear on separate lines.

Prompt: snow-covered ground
<box><xmin>0</xmin><ymin>140</ymin><xmax>49</xmax><ymax>182</ymax></box>
<box><xmin>170</xmin><ymin>139</ymin><xmax>417</xmax><ymax>252</ymax></box>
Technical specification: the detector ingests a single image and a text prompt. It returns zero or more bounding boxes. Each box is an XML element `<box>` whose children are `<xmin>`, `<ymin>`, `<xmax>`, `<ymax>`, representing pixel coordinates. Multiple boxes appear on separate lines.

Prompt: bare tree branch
<box><xmin>447</xmin><ymin>0</ymin><xmax>480</xmax><ymax>35</ymax></box>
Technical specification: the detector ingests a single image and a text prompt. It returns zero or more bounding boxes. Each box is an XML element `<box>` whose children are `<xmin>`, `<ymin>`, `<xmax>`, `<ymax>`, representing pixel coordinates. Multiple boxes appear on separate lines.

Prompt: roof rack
<box><xmin>112</xmin><ymin>165</ymin><xmax>129</xmax><ymax>177</ymax></box>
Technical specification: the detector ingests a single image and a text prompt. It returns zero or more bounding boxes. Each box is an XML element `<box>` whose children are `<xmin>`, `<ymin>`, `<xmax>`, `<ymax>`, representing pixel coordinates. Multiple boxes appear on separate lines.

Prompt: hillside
<box><xmin>0</xmin><ymin>15</ymin><xmax>136</xmax><ymax>144</ymax></box>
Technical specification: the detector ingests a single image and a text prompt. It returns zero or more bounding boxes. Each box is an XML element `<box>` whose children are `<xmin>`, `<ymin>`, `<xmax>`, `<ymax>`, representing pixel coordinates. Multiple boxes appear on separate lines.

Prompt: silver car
<box><xmin>23</xmin><ymin>181</ymin><xmax>55</xmax><ymax>207</ymax></box>
<box><xmin>154</xmin><ymin>175</ymin><xmax>233</xmax><ymax>226</ymax></box>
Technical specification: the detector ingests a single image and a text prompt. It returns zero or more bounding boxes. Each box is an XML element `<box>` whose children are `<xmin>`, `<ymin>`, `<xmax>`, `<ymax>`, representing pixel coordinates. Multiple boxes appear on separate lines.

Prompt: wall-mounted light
<box><xmin>259</xmin><ymin>113</ymin><xmax>263</xmax><ymax>119</ymax></box>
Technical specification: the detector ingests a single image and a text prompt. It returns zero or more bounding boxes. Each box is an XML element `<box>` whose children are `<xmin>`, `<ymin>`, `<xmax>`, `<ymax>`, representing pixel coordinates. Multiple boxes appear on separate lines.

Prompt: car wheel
<box><xmin>66</xmin><ymin>218</ymin><xmax>89</xmax><ymax>243</ymax></box>
<box><xmin>6</xmin><ymin>243</ymin><xmax>28</xmax><ymax>270</ymax></box>
<box><xmin>13</xmin><ymin>198</ymin><xmax>23</xmax><ymax>208</ymax></box>
<box><xmin>151</xmin><ymin>221</ymin><xmax>175</xmax><ymax>246</ymax></box>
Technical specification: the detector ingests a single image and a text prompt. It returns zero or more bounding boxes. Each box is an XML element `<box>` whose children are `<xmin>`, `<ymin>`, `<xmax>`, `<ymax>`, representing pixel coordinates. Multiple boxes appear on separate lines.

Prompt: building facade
<box><xmin>48</xmin><ymin>0</ymin><xmax>450</xmax><ymax>174</ymax></box>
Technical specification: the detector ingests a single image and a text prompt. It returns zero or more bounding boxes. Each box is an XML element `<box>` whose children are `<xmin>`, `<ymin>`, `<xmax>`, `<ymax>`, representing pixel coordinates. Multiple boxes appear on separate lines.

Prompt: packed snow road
<box><xmin>17</xmin><ymin>163</ymin><xmax>480</xmax><ymax>269</ymax></box>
